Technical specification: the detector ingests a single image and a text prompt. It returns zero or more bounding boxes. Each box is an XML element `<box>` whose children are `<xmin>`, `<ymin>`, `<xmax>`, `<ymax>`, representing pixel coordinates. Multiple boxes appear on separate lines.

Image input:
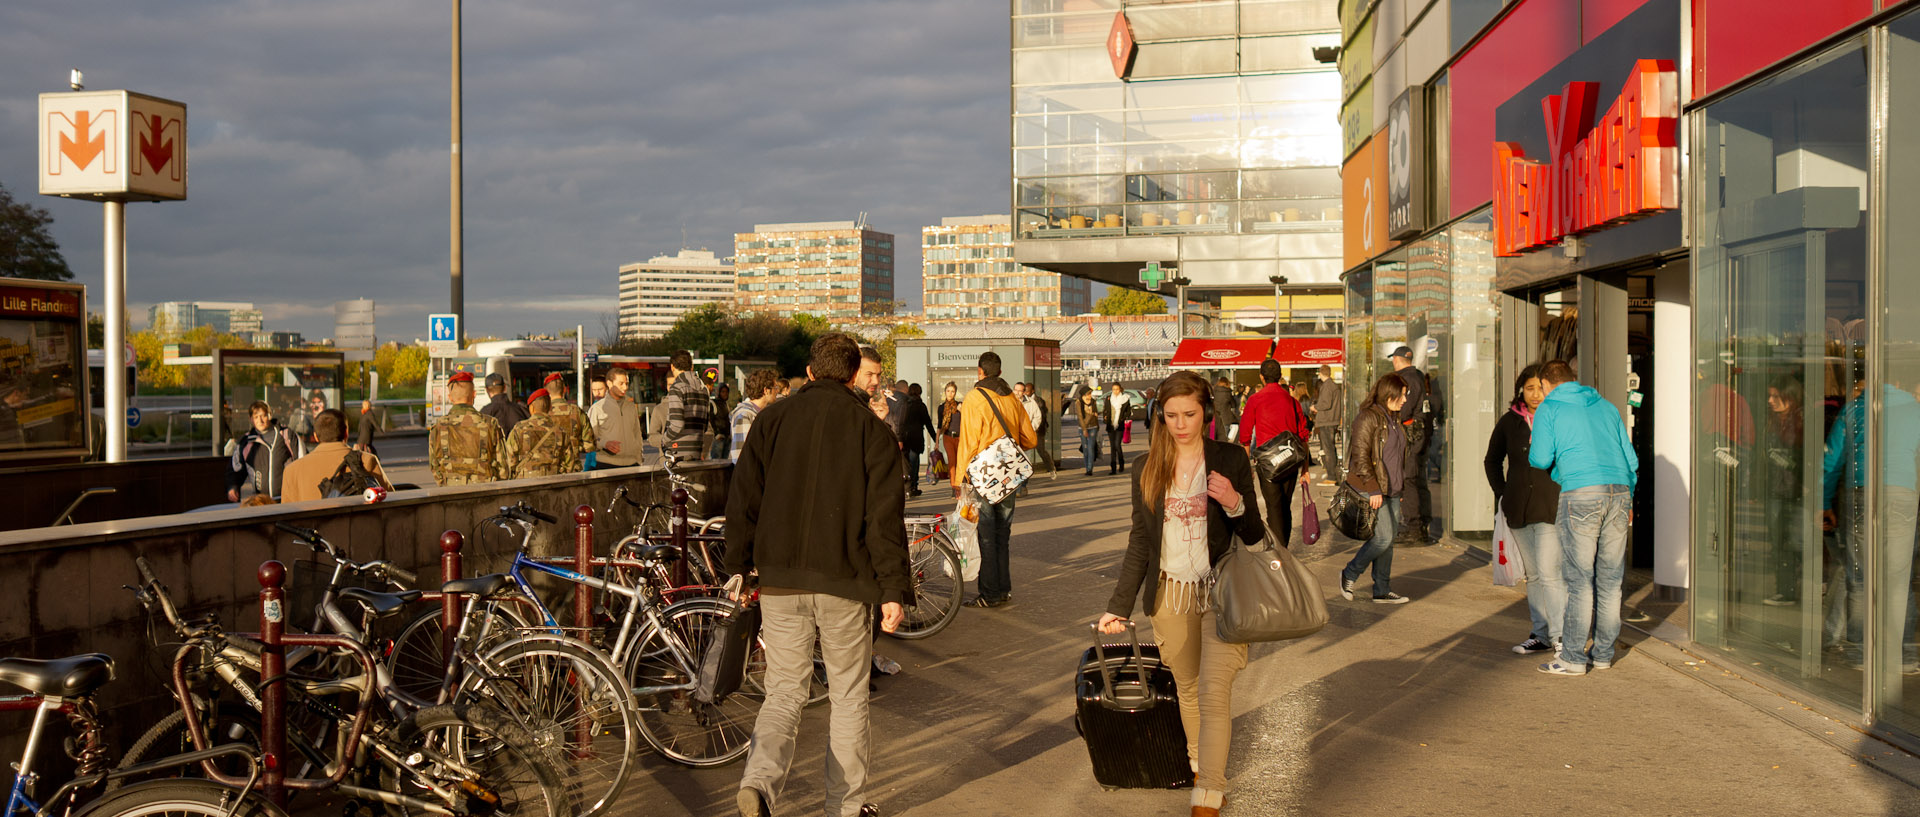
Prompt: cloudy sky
<box><xmin>0</xmin><ymin>0</ymin><xmax>1011</xmax><ymax>342</ymax></box>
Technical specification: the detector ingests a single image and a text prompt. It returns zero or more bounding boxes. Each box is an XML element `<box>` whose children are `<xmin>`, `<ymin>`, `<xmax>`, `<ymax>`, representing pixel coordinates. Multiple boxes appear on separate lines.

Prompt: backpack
<box><xmin>322</xmin><ymin>449</ymin><xmax>380</xmax><ymax>499</ymax></box>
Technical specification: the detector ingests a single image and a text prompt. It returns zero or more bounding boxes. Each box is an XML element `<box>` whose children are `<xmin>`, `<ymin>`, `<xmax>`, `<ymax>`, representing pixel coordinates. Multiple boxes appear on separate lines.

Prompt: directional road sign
<box><xmin>125</xmin><ymin>406</ymin><xmax>141</xmax><ymax>428</ymax></box>
<box><xmin>428</xmin><ymin>313</ymin><xmax>459</xmax><ymax>358</ymax></box>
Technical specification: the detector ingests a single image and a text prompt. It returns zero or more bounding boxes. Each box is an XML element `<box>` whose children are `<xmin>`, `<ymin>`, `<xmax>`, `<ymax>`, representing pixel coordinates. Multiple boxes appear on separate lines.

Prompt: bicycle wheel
<box><xmin>620</xmin><ymin>597</ymin><xmax>757</xmax><ymax>767</ymax></box>
<box><xmin>740</xmin><ymin>637</ymin><xmax>829</xmax><ymax>707</ymax></box>
<box><xmin>891</xmin><ymin>527</ymin><xmax>963</xmax><ymax>640</ymax></box>
<box><xmin>114</xmin><ymin>705</ymin><xmax>266</xmax><ymax>786</ymax></box>
<box><xmin>74</xmin><ymin>780</ymin><xmax>289</xmax><ymax>817</ymax></box>
<box><xmin>455</xmin><ymin>635</ymin><xmax>635</xmax><ymax>817</ymax></box>
<box><xmin>377</xmin><ymin>704</ymin><xmax>568</xmax><ymax>817</ymax></box>
<box><xmin>387</xmin><ymin>602</ymin><xmax>531</xmax><ymax>704</ymax></box>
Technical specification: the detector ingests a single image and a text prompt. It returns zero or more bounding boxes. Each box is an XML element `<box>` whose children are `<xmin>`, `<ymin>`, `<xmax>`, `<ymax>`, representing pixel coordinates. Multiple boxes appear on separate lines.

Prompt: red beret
<box><xmin>543</xmin><ymin>372</ymin><xmax>565</xmax><ymax>385</ymax></box>
<box><xmin>448</xmin><ymin>371</ymin><xmax>473</xmax><ymax>384</ymax></box>
<box><xmin>526</xmin><ymin>388</ymin><xmax>547</xmax><ymax>406</ymax></box>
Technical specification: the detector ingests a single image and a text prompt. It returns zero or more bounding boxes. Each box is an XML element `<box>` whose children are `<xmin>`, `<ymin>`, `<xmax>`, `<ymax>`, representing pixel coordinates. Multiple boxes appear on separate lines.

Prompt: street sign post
<box><xmin>39</xmin><ymin>87</ymin><xmax>189</xmax><ymax>463</ymax></box>
<box><xmin>428</xmin><ymin>313</ymin><xmax>459</xmax><ymax>357</ymax></box>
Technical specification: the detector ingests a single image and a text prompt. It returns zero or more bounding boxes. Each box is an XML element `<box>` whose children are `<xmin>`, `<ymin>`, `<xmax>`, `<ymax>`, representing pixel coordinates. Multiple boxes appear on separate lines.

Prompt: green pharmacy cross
<box><xmin>1140</xmin><ymin>261</ymin><xmax>1169</xmax><ymax>290</ymax></box>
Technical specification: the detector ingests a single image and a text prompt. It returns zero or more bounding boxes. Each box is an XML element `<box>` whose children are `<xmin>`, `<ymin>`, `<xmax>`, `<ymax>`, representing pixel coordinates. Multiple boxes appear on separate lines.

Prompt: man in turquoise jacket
<box><xmin>1527</xmin><ymin>360</ymin><xmax>1638</xmax><ymax>676</ymax></box>
<box><xmin>1821</xmin><ymin>380</ymin><xmax>1920</xmax><ymax>670</ymax></box>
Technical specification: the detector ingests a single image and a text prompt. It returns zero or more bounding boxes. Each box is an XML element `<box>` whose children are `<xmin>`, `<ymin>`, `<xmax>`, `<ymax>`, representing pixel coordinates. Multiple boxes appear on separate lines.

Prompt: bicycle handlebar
<box><xmin>274</xmin><ymin>521</ymin><xmax>323</xmax><ymax>544</ymax></box>
<box><xmin>498</xmin><ymin>502</ymin><xmax>556</xmax><ymax>525</ymax></box>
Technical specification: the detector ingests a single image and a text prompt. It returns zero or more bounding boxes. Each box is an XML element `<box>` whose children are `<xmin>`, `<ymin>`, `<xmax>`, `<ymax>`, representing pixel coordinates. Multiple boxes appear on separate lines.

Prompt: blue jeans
<box><xmin>1557</xmin><ymin>485</ymin><xmax>1630</xmax><ymax>665</ymax></box>
<box><xmin>1341</xmin><ymin>496</ymin><xmax>1398</xmax><ymax>597</ymax></box>
<box><xmin>1510</xmin><ymin>521</ymin><xmax>1566</xmax><ymax>643</ymax></box>
<box><xmin>1840</xmin><ymin>485</ymin><xmax>1918</xmax><ymax>665</ymax></box>
<box><xmin>1079</xmin><ymin>431</ymin><xmax>1098</xmax><ymax>475</ymax></box>
<box><xmin>976</xmin><ymin>494</ymin><xmax>1017</xmax><ymax>601</ymax></box>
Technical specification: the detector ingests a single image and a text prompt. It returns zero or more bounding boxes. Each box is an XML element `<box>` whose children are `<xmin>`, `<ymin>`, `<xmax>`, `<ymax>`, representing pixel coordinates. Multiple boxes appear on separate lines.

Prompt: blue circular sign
<box><xmin>125</xmin><ymin>406</ymin><xmax>142</xmax><ymax>428</ymax></box>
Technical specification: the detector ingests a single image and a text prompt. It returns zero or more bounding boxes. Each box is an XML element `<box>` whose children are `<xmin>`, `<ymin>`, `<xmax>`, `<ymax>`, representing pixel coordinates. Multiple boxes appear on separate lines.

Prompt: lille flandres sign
<box><xmin>1491</xmin><ymin>59</ymin><xmax>1678</xmax><ymax>258</ymax></box>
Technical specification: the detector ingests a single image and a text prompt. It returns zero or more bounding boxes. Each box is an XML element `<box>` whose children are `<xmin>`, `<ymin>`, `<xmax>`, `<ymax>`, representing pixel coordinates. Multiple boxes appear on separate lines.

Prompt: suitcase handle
<box><xmin>1088</xmin><ymin>621</ymin><xmax>1151</xmax><ymax>705</ymax></box>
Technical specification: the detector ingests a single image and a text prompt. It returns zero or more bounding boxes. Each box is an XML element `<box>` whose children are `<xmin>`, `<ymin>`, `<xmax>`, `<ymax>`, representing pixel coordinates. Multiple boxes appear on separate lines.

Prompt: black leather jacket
<box><xmin>1346</xmin><ymin>404</ymin><xmax>1395</xmax><ymax>497</ymax></box>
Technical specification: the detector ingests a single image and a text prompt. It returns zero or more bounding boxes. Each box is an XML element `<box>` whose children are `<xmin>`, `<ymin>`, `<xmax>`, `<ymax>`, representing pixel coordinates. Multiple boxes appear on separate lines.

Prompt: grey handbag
<box><xmin>1207</xmin><ymin>530</ymin><xmax>1329</xmax><ymax>643</ymax></box>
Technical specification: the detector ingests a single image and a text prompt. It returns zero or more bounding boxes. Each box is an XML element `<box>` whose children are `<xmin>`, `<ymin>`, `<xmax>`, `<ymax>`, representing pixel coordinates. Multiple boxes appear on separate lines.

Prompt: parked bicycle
<box><xmin>1</xmin><ymin>649</ymin><xmax>286</xmax><ymax>817</ymax></box>
<box><xmin>120</xmin><ymin>556</ymin><xmax>571</xmax><ymax>817</ymax></box>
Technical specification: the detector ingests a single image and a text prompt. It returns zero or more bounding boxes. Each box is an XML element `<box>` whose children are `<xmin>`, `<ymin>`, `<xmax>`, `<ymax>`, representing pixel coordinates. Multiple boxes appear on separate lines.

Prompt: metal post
<box><xmin>439</xmin><ymin>531</ymin><xmax>463</xmax><ymax>670</ymax></box>
<box><xmin>103</xmin><ymin>201</ymin><xmax>126</xmax><ymax>462</ymax></box>
<box><xmin>257</xmin><ymin>560</ymin><xmax>287</xmax><ymax>808</ymax></box>
<box><xmin>576</xmin><ymin>325</ymin><xmax>585</xmax><ymax>408</ymax></box>
<box><xmin>670</xmin><ymin>487</ymin><xmax>690</xmax><ymax>588</ymax></box>
<box><xmin>449</xmin><ymin>0</ymin><xmax>464</xmax><ymax>329</ymax></box>
<box><xmin>574</xmin><ymin>505</ymin><xmax>594</xmax><ymax>630</ymax></box>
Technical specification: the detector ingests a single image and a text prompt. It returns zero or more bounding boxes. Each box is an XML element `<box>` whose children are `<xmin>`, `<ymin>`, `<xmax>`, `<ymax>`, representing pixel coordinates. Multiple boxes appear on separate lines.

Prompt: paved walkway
<box><xmin>613</xmin><ymin>449</ymin><xmax>1920</xmax><ymax>816</ymax></box>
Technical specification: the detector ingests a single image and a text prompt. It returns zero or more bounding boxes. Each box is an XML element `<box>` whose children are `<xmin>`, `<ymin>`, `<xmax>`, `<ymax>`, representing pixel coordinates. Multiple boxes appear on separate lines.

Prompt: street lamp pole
<box><xmin>1269</xmin><ymin>274</ymin><xmax>1288</xmax><ymax>345</ymax></box>
<box><xmin>450</xmin><ymin>0</ymin><xmax>464</xmax><ymax>333</ymax></box>
<box><xmin>1169</xmin><ymin>276</ymin><xmax>1191</xmax><ymax>340</ymax></box>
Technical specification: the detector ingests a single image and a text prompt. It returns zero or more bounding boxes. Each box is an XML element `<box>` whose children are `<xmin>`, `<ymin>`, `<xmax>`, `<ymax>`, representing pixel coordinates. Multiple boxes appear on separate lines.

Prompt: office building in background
<box><xmin>922</xmin><ymin>215</ymin><xmax>1091</xmax><ymax>322</ymax></box>
<box><xmin>617</xmin><ymin>249</ymin><xmax>736</xmax><ymax>339</ymax></box>
<box><xmin>147</xmin><ymin>301</ymin><xmax>265</xmax><ymax>336</ymax></box>
<box><xmin>733</xmin><ymin>221</ymin><xmax>895</xmax><ymax>320</ymax></box>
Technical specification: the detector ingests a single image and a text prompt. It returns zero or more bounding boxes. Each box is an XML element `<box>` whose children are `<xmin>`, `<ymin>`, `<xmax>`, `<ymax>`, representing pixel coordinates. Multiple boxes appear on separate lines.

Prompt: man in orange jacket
<box><xmin>954</xmin><ymin>351</ymin><xmax>1036</xmax><ymax>608</ymax></box>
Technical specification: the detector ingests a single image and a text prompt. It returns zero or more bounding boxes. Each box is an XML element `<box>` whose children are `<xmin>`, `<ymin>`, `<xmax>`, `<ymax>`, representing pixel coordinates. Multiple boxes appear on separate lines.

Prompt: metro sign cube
<box><xmin>39</xmin><ymin>90</ymin><xmax>187</xmax><ymax>202</ymax></box>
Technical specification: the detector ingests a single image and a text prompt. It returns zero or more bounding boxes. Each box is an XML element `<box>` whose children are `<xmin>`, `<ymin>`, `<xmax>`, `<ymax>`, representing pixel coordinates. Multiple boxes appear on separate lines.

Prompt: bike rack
<box><xmin>440</xmin><ymin>530</ymin><xmax>463</xmax><ymax>668</ymax></box>
<box><xmin>258</xmin><ymin>561</ymin><xmax>287</xmax><ymax>809</ymax></box>
<box><xmin>574</xmin><ymin>506</ymin><xmax>594</xmax><ymax>631</ymax></box>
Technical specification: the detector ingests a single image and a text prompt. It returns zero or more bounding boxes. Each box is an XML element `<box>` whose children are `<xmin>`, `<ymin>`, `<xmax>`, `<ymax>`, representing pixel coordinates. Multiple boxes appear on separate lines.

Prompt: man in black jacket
<box><xmin>725</xmin><ymin>333</ymin><xmax>908</xmax><ymax>817</ymax></box>
<box><xmin>901</xmin><ymin>383</ymin><xmax>936</xmax><ymax>496</ymax></box>
<box><xmin>1389</xmin><ymin>345</ymin><xmax>1436</xmax><ymax>544</ymax></box>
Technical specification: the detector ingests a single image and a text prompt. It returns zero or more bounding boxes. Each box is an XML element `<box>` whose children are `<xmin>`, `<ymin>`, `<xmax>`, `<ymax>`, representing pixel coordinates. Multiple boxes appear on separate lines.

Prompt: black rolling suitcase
<box><xmin>1073</xmin><ymin>621</ymin><xmax>1193</xmax><ymax>790</ymax></box>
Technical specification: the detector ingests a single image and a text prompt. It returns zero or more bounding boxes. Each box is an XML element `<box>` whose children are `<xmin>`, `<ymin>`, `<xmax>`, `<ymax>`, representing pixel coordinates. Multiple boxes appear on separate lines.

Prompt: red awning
<box><xmin>1272</xmin><ymin>336</ymin><xmax>1345</xmax><ymax>366</ymax></box>
<box><xmin>1170</xmin><ymin>338</ymin><xmax>1274</xmax><ymax>369</ymax></box>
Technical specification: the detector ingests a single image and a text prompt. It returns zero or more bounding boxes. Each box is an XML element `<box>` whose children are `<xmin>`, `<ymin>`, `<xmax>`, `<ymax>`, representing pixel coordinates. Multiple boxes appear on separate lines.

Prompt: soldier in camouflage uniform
<box><xmin>430</xmin><ymin>371</ymin><xmax>507</xmax><ymax>486</ymax></box>
<box><xmin>506</xmin><ymin>389</ymin><xmax>577</xmax><ymax>478</ymax></box>
<box><xmin>541</xmin><ymin>371</ymin><xmax>596</xmax><ymax>468</ymax></box>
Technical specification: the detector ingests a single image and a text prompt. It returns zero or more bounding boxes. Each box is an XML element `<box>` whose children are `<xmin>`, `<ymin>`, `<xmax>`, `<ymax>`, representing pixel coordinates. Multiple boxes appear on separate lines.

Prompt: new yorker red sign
<box><xmin>1492</xmin><ymin>59</ymin><xmax>1678</xmax><ymax>257</ymax></box>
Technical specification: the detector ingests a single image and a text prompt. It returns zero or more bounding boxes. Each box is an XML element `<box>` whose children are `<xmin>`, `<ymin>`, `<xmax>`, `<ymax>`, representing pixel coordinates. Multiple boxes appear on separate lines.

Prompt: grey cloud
<box><xmin>1</xmin><ymin>0</ymin><xmax>1009</xmax><ymax>341</ymax></box>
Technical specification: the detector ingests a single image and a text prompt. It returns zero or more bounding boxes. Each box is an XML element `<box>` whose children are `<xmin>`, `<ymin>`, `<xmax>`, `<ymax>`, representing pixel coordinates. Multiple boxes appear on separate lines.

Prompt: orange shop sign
<box><xmin>1341</xmin><ymin>132</ymin><xmax>1390</xmax><ymax>269</ymax></box>
<box><xmin>1491</xmin><ymin>59</ymin><xmax>1677</xmax><ymax>258</ymax></box>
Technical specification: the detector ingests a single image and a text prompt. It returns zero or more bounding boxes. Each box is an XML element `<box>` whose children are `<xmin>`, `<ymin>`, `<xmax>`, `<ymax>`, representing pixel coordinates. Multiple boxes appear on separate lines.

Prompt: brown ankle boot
<box><xmin>1191</xmin><ymin>807</ymin><xmax>1219</xmax><ymax>817</ymax></box>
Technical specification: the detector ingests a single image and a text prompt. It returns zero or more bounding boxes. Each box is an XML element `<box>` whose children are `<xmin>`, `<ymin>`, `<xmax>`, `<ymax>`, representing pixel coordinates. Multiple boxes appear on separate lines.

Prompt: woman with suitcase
<box><xmin>1096</xmin><ymin>370</ymin><xmax>1265</xmax><ymax>817</ymax></box>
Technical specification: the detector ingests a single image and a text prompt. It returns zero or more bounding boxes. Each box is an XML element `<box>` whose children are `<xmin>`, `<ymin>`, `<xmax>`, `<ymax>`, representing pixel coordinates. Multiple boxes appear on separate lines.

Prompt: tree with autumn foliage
<box><xmin>1094</xmin><ymin>286</ymin><xmax>1170</xmax><ymax>316</ymax></box>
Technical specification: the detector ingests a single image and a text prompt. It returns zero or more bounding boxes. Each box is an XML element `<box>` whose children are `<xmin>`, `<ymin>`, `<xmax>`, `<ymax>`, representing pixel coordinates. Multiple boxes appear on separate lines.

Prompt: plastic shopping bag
<box><xmin>1490</xmin><ymin>510</ymin><xmax>1526</xmax><ymax>587</ymax></box>
<box><xmin>946</xmin><ymin>490</ymin><xmax>982</xmax><ymax>582</ymax></box>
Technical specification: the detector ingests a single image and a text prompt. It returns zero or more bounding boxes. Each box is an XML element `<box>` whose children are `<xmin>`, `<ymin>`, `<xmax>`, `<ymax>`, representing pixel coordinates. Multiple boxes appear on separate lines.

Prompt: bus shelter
<box><xmin>895</xmin><ymin>337</ymin><xmax>1062</xmax><ymax>469</ymax></box>
<box><xmin>209</xmin><ymin>348</ymin><xmax>345</xmax><ymax>456</ymax></box>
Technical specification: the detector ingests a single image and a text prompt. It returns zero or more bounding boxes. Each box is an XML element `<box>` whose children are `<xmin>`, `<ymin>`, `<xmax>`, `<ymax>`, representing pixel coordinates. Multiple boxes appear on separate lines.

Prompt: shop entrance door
<box><xmin>1695</xmin><ymin>231</ymin><xmax>1835</xmax><ymax>683</ymax></box>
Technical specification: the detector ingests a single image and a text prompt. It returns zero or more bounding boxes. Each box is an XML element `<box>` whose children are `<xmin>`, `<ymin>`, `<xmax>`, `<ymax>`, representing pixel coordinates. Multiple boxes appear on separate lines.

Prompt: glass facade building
<box><xmin>922</xmin><ymin>216</ymin><xmax>1092</xmax><ymax>322</ymax></box>
<box><xmin>1340</xmin><ymin>0</ymin><xmax>1920</xmax><ymax>752</ymax></box>
<box><xmin>1011</xmin><ymin>0</ymin><xmax>1347</xmax><ymax>346</ymax></box>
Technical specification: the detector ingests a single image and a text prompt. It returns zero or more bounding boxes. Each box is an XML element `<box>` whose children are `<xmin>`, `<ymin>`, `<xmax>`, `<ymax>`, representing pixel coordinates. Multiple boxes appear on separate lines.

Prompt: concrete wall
<box><xmin>0</xmin><ymin>460</ymin><xmax>730</xmax><ymax>768</ymax></box>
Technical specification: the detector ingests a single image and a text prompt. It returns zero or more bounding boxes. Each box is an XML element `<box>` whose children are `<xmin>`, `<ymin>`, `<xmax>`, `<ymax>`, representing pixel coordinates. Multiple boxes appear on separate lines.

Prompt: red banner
<box><xmin>1171</xmin><ymin>338</ymin><xmax>1273</xmax><ymax>369</ymax></box>
<box><xmin>1271</xmin><ymin>337</ymin><xmax>1345</xmax><ymax>366</ymax></box>
<box><xmin>0</xmin><ymin>284</ymin><xmax>82</xmax><ymax>320</ymax></box>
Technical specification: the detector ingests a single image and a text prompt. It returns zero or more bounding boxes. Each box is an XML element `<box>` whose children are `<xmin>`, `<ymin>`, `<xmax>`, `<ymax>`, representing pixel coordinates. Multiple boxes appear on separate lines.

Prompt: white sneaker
<box><xmin>1538</xmin><ymin>659</ymin><xmax>1588</xmax><ymax>676</ymax></box>
<box><xmin>1591</xmin><ymin>660</ymin><xmax>1613</xmax><ymax>670</ymax></box>
<box><xmin>1372</xmin><ymin>592</ymin><xmax>1410</xmax><ymax>605</ymax></box>
<box><xmin>1339</xmin><ymin>578</ymin><xmax>1354</xmax><ymax>601</ymax></box>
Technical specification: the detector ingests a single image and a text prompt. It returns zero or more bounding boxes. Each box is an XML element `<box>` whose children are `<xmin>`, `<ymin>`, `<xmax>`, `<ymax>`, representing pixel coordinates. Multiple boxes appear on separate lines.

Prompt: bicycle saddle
<box><xmin>337</xmin><ymin>587</ymin><xmax>423</xmax><ymax>619</ymax></box>
<box><xmin>0</xmin><ymin>653</ymin><xmax>114</xmax><ymax>697</ymax></box>
<box><xmin>639</xmin><ymin>544</ymin><xmax>681</xmax><ymax>564</ymax></box>
<box><xmin>441</xmin><ymin>573</ymin><xmax>513</xmax><ymax>597</ymax></box>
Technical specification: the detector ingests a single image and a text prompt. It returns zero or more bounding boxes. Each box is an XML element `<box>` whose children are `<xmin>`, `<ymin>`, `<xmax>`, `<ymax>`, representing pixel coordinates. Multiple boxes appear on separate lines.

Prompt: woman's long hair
<box><xmin>1359</xmin><ymin>372</ymin><xmax>1409</xmax><ymax>416</ymax></box>
<box><xmin>1510</xmin><ymin>363</ymin><xmax>1542</xmax><ymax>411</ymax></box>
<box><xmin>1141</xmin><ymin>371</ymin><xmax>1212</xmax><ymax>507</ymax></box>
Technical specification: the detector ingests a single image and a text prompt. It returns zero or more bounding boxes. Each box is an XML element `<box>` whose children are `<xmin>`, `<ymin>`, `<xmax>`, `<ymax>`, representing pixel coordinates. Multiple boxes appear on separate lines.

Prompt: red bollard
<box><xmin>574</xmin><ymin>505</ymin><xmax>594</xmax><ymax>631</ymax></box>
<box><xmin>670</xmin><ymin>487</ymin><xmax>690</xmax><ymax>588</ymax></box>
<box><xmin>258</xmin><ymin>560</ymin><xmax>288</xmax><ymax>808</ymax></box>
<box><xmin>439</xmin><ymin>531</ymin><xmax>464</xmax><ymax>674</ymax></box>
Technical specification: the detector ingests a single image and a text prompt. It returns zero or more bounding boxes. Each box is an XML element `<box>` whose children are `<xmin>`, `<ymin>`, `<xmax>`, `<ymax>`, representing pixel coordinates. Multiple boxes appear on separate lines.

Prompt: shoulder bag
<box><xmin>1251</xmin><ymin>394</ymin><xmax>1309</xmax><ymax>482</ymax></box>
<box><xmin>965</xmin><ymin>394</ymin><xmax>1033</xmax><ymax>504</ymax></box>
<box><xmin>1327</xmin><ymin>480</ymin><xmax>1377</xmax><ymax>541</ymax></box>
<box><xmin>1207</xmin><ymin>529</ymin><xmax>1329</xmax><ymax>643</ymax></box>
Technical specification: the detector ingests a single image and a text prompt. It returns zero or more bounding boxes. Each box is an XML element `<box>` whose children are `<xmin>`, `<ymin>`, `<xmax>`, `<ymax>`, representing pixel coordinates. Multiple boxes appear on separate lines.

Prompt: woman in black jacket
<box><xmin>1097</xmin><ymin>371</ymin><xmax>1263</xmax><ymax>817</ymax></box>
<box><xmin>1483</xmin><ymin>364</ymin><xmax>1565</xmax><ymax>655</ymax></box>
<box><xmin>1339</xmin><ymin>373</ymin><xmax>1412</xmax><ymax>604</ymax></box>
